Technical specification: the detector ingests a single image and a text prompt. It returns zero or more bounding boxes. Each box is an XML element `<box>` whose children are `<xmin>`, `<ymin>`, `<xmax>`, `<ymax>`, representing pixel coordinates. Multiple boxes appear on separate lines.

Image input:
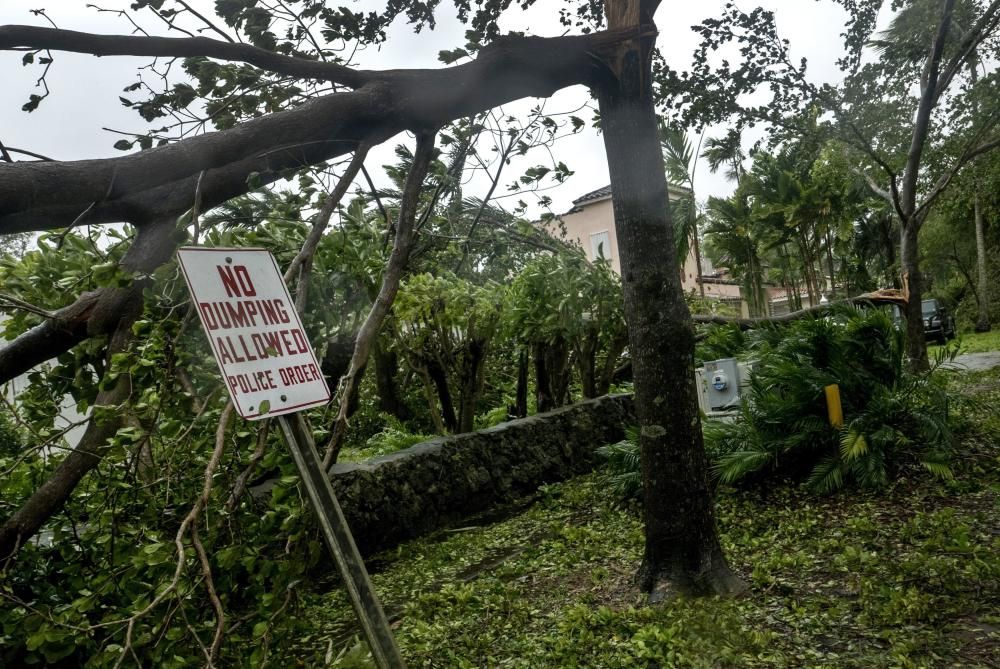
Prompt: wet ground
<box><xmin>951</xmin><ymin>351</ymin><xmax>1000</xmax><ymax>372</ymax></box>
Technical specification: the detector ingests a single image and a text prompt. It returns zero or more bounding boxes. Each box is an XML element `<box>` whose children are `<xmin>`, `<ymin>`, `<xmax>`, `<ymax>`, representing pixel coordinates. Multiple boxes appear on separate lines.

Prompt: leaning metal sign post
<box><xmin>176</xmin><ymin>247</ymin><xmax>405</xmax><ymax>668</ymax></box>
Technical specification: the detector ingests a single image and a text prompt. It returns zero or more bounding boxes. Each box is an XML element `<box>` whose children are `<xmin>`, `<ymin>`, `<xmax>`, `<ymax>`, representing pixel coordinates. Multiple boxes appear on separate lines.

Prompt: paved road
<box><xmin>951</xmin><ymin>351</ymin><xmax>1000</xmax><ymax>372</ymax></box>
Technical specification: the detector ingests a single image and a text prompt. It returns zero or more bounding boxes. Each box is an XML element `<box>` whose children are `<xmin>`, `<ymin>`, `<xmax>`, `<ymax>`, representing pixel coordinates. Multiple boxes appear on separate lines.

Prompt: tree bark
<box><xmin>595</xmin><ymin>2</ymin><xmax>742</xmax><ymax>598</ymax></box>
<box><xmin>825</xmin><ymin>229</ymin><xmax>837</xmax><ymax>298</ymax></box>
<box><xmin>575</xmin><ymin>333</ymin><xmax>599</xmax><ymax>399</ymax></box>
<box><xmin>373</xmin><ymin>341</ymin><xmax>411</xmax><ymax>421</ymax></box>
<box><xmin>598</xmin><ymin>334</ymin><xmax>628</xmax><ymax>396</ymax></box>
<box><xmin>548</xmin><ymin>338</ymin><xmax>572</xmax><ymax>408</ymax></box>
<box><xmin>414</xmin><ymin>363</ymin><xmax>447</xmax><ymax>434</ymax></box>
<box><xmin>974</xmin><ymin>193</ymin><xmax>991</xmax><ymax>332</ymax></box>
<box><xmin>427</xmin><ymin>357</ymin><xmax>458</xmax><ymax>432</ymax></box>
<box><xmin>513</xmin><ymin>348</ymin><xmax>529</xmax><ymax>418</ymax></box>
<box><xmin>879</xmin><ymin>212</ymin><xmax>899</xmax><ymax>288</ymax></box>
<box><xmin>0</xmin><ymin>28</ymin><xmax>631</xmax><ymax>234</ymax></box>
<box><xmin>901</xmin><ymin>220</ymin><xmax>930</xmax><ymax>371</ymax></box>
<box><xmin>457</xmin><ymin>338</ymin><xmax>488</xmax><ymax>434</ymax></box>
<box><xmin>692</xmin><ymin>226</ymin><xmax>706</xmax><ymax>299</ymax></box>
<box><xmin>319</xmin><ymin>331</ymin><xmax>365</xmax><ymax>415</ymax></box>
<box><xmin>533</xmin><ymin>343</ymin><xmax>554</xmax><ymax>413</ymax></box>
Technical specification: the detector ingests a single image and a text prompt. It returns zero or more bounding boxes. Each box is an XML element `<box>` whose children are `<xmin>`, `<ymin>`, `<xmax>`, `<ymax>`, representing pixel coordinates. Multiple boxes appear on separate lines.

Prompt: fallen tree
<box><xmin>0</xmin><ymin>0</ymin><xmax>740</xmax><ymax>625</ymax></box>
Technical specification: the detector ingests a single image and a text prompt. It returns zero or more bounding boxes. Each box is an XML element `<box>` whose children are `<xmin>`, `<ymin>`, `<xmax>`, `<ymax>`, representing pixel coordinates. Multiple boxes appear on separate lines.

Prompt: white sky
<box><xmin>0</xmin><ymin>0</ymin><xmax>857</xmax><ymax>219</ymax></box>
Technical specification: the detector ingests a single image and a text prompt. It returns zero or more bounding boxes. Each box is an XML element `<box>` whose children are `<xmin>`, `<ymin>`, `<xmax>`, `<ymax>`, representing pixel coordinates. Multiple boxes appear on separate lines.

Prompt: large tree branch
<box><xmin>933</xmin><ymin>0</ymin><xmax>1000</xmax><ymax>99</ymax></box>
<box><xmin>0</xmin><ymin>25</ymin><xmax>367</xmax><ymax>87</ymax></box>
<box><xmin>322</xmin><ymin>131</ymin><xmax>437</xmax><ymax>469</ymax></box>
<box><xmin>914</xmin><ymin>133</ymin><xmax>1000</xmax><ymax>222</ymax></box>
<box><xmin>0</xmin><ymin>28</ymin><xmax>635</xmax><ymax>234</ymax></box>
<box><xmin>899</xmin><ymin>0</ymin><xmax>956</xmax><ymax>219</ymax></box>
<box><xmin>853</xmin><ymin>168</ymin><xmax>893</xmax><ymax>204</ymax></box>
<box><xmin>692</xmin><ymin>291</ymin><xmax>907</xmax><ymax>330</ymax></box>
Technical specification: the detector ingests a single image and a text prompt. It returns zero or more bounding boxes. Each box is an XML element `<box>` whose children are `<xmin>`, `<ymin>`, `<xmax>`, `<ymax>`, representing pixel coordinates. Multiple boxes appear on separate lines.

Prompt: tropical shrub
<box><xmin>507</xmin><ymin>252</ymin><xmax>628</xmax><ymax>410</ymax></box>
<box><xmin>602</xmin><ymin>307</ymin><xmax>956</xmax><ymax>497</ymax></box>
<box><xmin>596</xmin><ymin>426</ymin><xmax>642</xmax><ymax>501</ymax></box>
<box><xmin>710</xmin><ymin>307</ymin><xmax>955</xmax><ymax>491</ymax></box>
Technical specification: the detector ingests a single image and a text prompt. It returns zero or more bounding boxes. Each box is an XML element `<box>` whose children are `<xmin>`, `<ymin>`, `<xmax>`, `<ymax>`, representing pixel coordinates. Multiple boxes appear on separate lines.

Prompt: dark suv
<box><xmin>922</xmin><ymin>299</ymin><xmax>956</xmax><ymax>343</ymax></box>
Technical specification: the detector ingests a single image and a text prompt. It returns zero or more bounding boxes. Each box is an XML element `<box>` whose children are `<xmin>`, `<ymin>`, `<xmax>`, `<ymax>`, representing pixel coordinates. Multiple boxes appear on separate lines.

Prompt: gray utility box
<box><xmin>700</xmin><ymin>358</ymin><xmax>743</xmax><ymax>412</ymax></box>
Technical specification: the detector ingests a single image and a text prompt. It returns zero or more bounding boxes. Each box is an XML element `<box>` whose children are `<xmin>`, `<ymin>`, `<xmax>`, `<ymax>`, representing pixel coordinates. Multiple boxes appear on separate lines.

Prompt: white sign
<box><xmin>176</xmin><ymin>247</ymin><xmax>331</xmax><ymax>420</ymax></box>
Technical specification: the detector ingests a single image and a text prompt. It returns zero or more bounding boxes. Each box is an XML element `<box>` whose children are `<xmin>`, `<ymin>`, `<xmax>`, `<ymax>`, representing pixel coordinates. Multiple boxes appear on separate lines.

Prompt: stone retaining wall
<box><xmin>327</xmin><ymin>394</ymin><xmax>633</xmax><ymax>556</ymax></box>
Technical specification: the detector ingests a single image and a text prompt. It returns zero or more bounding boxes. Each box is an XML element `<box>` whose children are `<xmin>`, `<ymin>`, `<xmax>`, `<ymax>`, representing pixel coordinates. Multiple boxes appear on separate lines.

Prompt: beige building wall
<box><xmin>552</xmin><ymin>187</ymin><xmax>705</xmax><ymax>295</ymax></box>
<box><xmin>553</xmin><ymin>198</ymin><xmax>622</xmax><ymax>271</ymax></box>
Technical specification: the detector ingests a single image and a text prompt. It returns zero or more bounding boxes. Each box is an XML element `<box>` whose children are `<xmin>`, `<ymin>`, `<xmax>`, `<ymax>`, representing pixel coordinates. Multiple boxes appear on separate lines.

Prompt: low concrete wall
<box><xmin>328</xmin><ymin>394</ymin><xmax>634</xmax><ymax>556</ymax></box>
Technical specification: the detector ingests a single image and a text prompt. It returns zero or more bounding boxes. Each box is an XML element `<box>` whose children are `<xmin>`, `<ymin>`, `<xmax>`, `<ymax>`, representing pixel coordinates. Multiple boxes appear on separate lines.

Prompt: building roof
<box><xmin>565</xmin><ymin>182</ymin><xmax>693</xmax><ymax>214</ymax></box>
<box><xmin>572</xmin><ymin>184</ymin><xmax>613</xmax><ymax>206</ymax></box>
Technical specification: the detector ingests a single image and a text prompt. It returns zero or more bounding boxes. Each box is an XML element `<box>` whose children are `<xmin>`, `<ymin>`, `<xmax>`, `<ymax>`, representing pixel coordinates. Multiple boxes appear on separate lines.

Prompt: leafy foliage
<box><xmin>708</xmin><ymin>307</ymin><xmax>956</xmax><ymax>491</ymax></box>
<box><xmin>288</xmin><ymin>374</ymin><xmax>1000</xmax><ymax>666</ymax></box>
<box><xmin>596</xmin><ymin>426</ymin><xmax>641</xmax><ymax>500</ymax></box>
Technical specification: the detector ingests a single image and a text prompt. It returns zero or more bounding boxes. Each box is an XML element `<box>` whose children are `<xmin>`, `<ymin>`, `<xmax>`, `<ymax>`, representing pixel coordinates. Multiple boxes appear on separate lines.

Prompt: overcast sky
<box><xmin>0</xmin><ymin>0</ymin><xmax>860</xmax><ymax>220</ymax></box>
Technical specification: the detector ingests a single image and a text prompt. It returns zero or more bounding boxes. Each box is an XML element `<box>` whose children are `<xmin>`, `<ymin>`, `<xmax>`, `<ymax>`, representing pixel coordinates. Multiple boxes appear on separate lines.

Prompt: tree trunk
<box><xmin>513</xmin><ymin>348</ymin><xmax>529</xmax><ymax>418</ymax></box>
<box><xmin>415</xmin><ymin>363</ymin><xmax>447</xmax><ymax>434</ymax></box>
<box><xmin>692</xmin><ymin>226</ymin><xmax>706</xmax><ymax>299</ymax></box>
<box><xmin>457</xmin><ymin>338</ymin><xmax>488</xmax><ymax>434</ymax></box>
<box><xmin>426</xmin><ymin>357</ymin><xmax>458</xmax><ymax>431</ymax></box>
<box><xmin>320</xmin><ymin>331</ymin><xmax>366</xmax><ymax>415</ymax></box>
<box><xmin>825</xmin><ymin>229</ymin><xmax>837</xmax><ymax>298</ymax></box>
<box><xmin>594</xmin><ymin>6</ymin><xmax>743</xmax><ymax>598</ymax></box>
<box><xmin>533</xmin><ymin>343</ymin><xmax>554</xmax><ymax>413</ymax></box>
<box><xmin>598</xmin><ymin>334</ymin><xmax>628</xmax><ymax>396</ymax></box>
<box><xmin>576</xmin><ymin>333</ymin><xmax>599</xmax><ymax>399</ymax></box>
<box><xmin>373</xmin><ymin>341</ymin><xmax>412</xmax><ymax>421</ymax></box>
<box><xmin>974</xmin><ymin>193</ymin><xmax>991</xmax><ymax>332</ymax></box>
<box><xmin>548</xmin><ymin>339</ymin><xmax>572</xmax><ymax>407</ymax></box>
<box><xmin>901</xmin><ymin>220</ymin><xmax>930</xmax><ymax>371</ymax></box>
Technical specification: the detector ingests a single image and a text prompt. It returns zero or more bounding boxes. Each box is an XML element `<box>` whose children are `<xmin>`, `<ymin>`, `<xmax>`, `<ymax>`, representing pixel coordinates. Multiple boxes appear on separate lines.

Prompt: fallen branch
<box><xmin>692</xmin><ymin>290</ymin><xmax>907</xmax><ymax>330</ymax></box>
<box><xmin>321</xmin><ymin>131</ymin><xmax>437</xmax><ymax>469</ymax></box>
<box><xmin>115</xmin><ymin>401</ymin><xmax>234</xmax><ymax>669</ymax></box>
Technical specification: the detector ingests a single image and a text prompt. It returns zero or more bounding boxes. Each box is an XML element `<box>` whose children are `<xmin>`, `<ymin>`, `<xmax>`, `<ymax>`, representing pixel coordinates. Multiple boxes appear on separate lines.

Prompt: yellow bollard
<box><xmin>825</xmin><ymin>384</ymin><xmax>844</xmax><ymax>428</ymax></box>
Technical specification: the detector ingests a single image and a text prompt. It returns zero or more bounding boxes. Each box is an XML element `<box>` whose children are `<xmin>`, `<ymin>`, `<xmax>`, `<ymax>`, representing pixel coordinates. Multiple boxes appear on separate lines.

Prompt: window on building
<box><xmin>589</xmin><ymin>230</ymin><xmax>611</xmax><ymax>260</ymax></box>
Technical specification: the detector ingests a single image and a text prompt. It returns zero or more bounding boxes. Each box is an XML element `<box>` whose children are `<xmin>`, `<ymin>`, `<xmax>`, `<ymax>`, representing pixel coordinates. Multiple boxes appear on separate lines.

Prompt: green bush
<box><xmin>710</xmin><ymin>307</ymin><xmax>955</xmax><ymax>491</ymax></box>
<box><xmin>596</xmin><ymin>426</ymin><xmax>642</xmax><ymax>500</ymax></box>
<box><xmin>0</xmin><ymin>412</ymin><xmax>22</xmax><ymax>458</ymax></box>
<box><xmin>602</xmin><ymin>307</ymin><xmax>956</xmax><ymax>496</ymax></box>
<box><xmin>695</xmin><ymin>322</ymin><xmax>748</xmax><ymax>365</ymax></box>
<box><xmin>343</xmin><ymin>419</ymin><xmax>434</xmax><ymax>461</ymax></box>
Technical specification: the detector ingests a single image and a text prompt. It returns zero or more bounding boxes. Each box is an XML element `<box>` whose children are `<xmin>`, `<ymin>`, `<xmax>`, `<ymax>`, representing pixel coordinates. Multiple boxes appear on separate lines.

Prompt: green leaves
<box><xmin>699</xmin><ymin>306</ymin><xmax>956</xmax><ymax>493</ymax></box>
<box><xmin>437</xmin><ymin>47</ymin><xmax>469</xmax><ymax>64</ymax></box>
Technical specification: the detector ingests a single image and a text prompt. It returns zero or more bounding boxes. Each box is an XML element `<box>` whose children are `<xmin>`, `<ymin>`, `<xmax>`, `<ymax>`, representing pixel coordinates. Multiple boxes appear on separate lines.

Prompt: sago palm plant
<box><xmin>708</xmin><ymin>306</ymin><xmax>955</xmax><ymax>492</ymax></box>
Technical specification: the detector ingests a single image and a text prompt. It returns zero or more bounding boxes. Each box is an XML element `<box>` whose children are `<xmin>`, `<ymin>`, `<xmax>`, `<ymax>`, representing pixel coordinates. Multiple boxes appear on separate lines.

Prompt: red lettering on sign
<box><xmin>199</xmin><ymin>302</ymin><xmax>219</xmax><ymax>330</ymax></box>
<box><xmin>217</xmin><ymin>337</ymin><xmax>234</xmax><ymax>364</ymax></box>
<box><xmin>224</xmin><ymin>302</ymin><xmax>251</xmax><ymax>328</ymax></box>
<box><xmin>279</xmin><ymin>363</ymin><xmax>321</xmax><ymax>386</ymax></box>
<box><xmin>274</xmin><ymin>299</ymin><xmax>290</xmax><ymax>323</ymax></box>
<box><xmin>217</xmin><ymin>264</ymin><xmax>257</xmax><ymax>297</ymax></box>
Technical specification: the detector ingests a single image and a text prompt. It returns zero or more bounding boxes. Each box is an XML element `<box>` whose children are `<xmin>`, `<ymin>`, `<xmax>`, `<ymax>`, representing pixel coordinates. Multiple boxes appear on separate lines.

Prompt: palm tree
<box><xmin>705</xmin><ymin>191</ymin><xmax>767</xmax><ymax>316</ymax></box>
<box><xmin>701</xmin><ymin>128</ymin><xmax>746</xmax><ymax>183</ymax></box>
<box><xmin>659</xmin><ymin>122</ymin><xmax>706</xmax><ymax>297</ymax></box>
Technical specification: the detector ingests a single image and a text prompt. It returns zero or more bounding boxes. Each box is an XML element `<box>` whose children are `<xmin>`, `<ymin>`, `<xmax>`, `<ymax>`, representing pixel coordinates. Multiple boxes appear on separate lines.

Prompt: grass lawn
<box><xmin>275</xmin><ymin>367</ymin><xmax>1000</xmax><ymax>668</ymax></box>
<box><xmin>930</xmin><ymin>329</ymin><xmax>1000</xmax><ymax>356</ymax></box>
